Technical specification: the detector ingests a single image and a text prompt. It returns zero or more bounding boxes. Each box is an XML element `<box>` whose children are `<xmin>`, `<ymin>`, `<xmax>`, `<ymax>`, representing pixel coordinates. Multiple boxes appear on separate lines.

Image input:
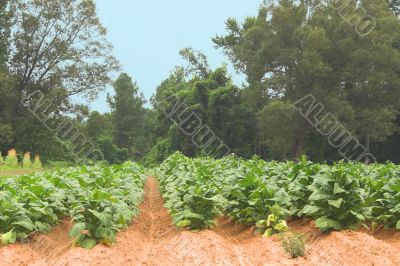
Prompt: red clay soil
<box><xmin>2</xmin><ymin>177</ymin><xmax>400</xmax><ymax>266</ymax></box>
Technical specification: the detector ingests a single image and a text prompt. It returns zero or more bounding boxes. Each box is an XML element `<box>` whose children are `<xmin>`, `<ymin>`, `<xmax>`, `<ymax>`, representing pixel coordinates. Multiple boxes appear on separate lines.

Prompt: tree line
<box><xmin>1</xmin><ymin>0</ymin><xmax>400</xmax><ymax>165</ymax></box>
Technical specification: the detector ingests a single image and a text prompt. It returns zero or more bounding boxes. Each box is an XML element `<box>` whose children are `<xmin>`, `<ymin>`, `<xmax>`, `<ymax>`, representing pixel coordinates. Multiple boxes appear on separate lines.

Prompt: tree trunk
<box><xmin>364</xmin><ymin>136</ymin><xmax>371</xmax><ymax>164</ymax></box>
<box><xmin>291</xmin><ymin>131</ymin><xmax>306</xmax><ymax>161</ymax></box>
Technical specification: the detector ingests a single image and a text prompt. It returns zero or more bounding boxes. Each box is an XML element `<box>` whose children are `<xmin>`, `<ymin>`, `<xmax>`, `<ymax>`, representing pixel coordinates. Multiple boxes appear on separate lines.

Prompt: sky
<box><xmin>81</xmin><ymin>0</ymin><xmax>263</xmax><ymax>113</ymax></box>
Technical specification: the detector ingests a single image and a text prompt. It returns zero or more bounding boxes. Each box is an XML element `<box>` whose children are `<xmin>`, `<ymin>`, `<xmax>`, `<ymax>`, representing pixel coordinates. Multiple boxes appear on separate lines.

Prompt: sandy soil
<box><xmin>1</xmin><ymin>177</ymin><xmax>400</xmax><ymax>266</ymax></box>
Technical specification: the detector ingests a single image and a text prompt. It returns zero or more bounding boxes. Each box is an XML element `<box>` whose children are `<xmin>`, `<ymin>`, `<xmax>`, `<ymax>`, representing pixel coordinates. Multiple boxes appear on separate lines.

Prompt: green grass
<box><xmin>0</xmin><ymin>168</ymin><xmax>43</xmax><ymax>178</ymax></box>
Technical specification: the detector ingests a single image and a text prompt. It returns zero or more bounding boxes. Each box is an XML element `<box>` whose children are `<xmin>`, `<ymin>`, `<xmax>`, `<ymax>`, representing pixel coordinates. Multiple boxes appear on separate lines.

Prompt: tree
<box><xmin>389</xmin><ymin>0</ymin><xmax>400</xmax><ymax>16</ymax></box>
<box><xmin>213</xmin><ymin>7</ymin><xmax>271</xmax><ymax>110</ymax></box>
<box><xmin>149</xmin><ymin>58</ymin><xmax>257</xmax><ymax>163</ymax></box>
<box><xmin>179</xmin><ymin>47</ymin><xmax>210</xmax><ymax>78</ymax></box>
<box><xmin>214</xmin><ymin>0</ymin><xmax>400</xmax><ymax>160</ymax></box>
<box><xmin>0</xmin><ymin>0</ymin><xmax>10</xmax><ymax>67</ymax></box>
<box><xmin>9</xmin><ymin>0</ymin><xmax>119</xmax><ymax>110</ymax></box>
<box><xmin>96</xmin><ymin>136</ymin><xmax>128</xmax><ymax>164</ymax></box>
<box><xmin>0</xmin><ymin>0</ymin><xmax>14</xmax><ymax>152</ymax></box>
<box><xmin>344</xmin><ymin>0</ymin><xmax>400</xmax><ymax>156</ymax></box>
<box><xmin>0</xmin><ymin>77</ymin><xmax>15</xmax><ymax>150</ymax></box>
<box><xmin>108</xmin><ymin>73</ymin><xmax>146</xmax><ymax>159</ymax></box>
<box><xmin>0</xmin><ymin>0</ymin><xmax>118</xmax><ymax>161</ymax></box>
<box><xmin>258</xmin><ymin>101</ymin><xmax>297</xmax><ymax>160</ymax></box>
<box><xmin>86</xmin><ymin>111</ymin><xmax>112</xmax><ymax>141</ymax></box>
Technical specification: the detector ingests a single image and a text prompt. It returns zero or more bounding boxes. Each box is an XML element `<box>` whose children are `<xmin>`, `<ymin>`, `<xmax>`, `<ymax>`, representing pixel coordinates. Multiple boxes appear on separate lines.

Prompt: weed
<box><xmin>280</xmin><ymin>231</ymin><xmax>306</xmax><ymax>258</ymax></box>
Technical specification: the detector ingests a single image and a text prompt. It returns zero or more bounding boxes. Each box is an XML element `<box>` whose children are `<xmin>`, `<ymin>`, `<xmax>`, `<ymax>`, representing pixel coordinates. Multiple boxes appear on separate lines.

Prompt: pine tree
<box><xmin>108</xmin><ymin>73</ymin><xmax>146</xmax><ymax>159</ymax></box>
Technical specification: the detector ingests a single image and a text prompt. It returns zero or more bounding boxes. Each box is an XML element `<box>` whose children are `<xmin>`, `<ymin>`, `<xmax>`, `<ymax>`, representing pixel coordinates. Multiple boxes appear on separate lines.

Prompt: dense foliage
<box><xmin>157</xmin><ymin>153</ymin><xmax>400</xmax><ymax>234</ymax></box>
<box><xmin>157</xmin><ymin>154</ymin><xmax>226</xmax><ymax>229</ymax></box>
<box><xmin>0</xmin><ymin>162</ymin><xmax>146</xmax><ymax>248</ymax></box>
<box><xmin>1</xmin><ymin>0</ymin><xmax>399</xmax><ymax>166</ymax></box>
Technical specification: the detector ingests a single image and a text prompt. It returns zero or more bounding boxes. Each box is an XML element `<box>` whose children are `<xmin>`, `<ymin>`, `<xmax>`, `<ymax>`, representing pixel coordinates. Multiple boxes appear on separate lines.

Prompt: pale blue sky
<box><xmin>83</xmin><ymin>0</ymin><xmax>263</xmax><ymax>112</ymax></box>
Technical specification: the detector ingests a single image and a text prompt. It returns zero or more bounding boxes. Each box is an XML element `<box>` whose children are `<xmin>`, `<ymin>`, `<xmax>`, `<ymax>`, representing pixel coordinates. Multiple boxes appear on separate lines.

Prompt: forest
<box><xmin>1</xmin><ymin>0</ymin><xmax>400</xmax><ymax>166</ymax></box>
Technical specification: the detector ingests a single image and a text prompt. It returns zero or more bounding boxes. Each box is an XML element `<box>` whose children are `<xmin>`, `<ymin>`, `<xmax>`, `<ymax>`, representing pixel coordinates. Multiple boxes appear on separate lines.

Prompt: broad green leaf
<box><xmin>255</xmin><ymin>220</ymin><xmax>266</xmax><ymax>228</ymax></box>
<box><xmin>69</xmin><ymin>223</ymin><xmax>86</xmax><ymax>238</ymax></box>
<box><xmin>309</xmin><ymin>190</ymin><xmax>327</xmax><ymax>201</ymax></box>
<box><xmin>92</xmin><ymin>190</ymin><xmax>112</xmax><ymax>201</ymax></box>
<box><xmin>12</xmin><ymin>219</ymin><xmax>34</xmax><ymax>231</ymax></box>
<box><xmin>1</xmin><ymin>230</ymin><xmax>16</xmax><ymax>245</ymax></box>
<box><xmin>333</xmin><ymin>183</ymin><xmax>346</xmax><ymax>195</ymax></box>
<box><xmin>301</xmin><ymin>205</ymin><xmax>320</xmax><ymax>215</ymax></box>
<box><xmin>396</xmin><ymin>221</ymin><xmax>400</xmax><ymax>229</ymax></box>
<box><xmin>315</xmin><ymin>217</ymin><xmax>341</xmax><ymax>231</ymax></box>
<box><xmin>350</xmin><ymin>211</ymin><xmax>365</xmax><ymax>221</ymax></box>
<box><xmin>177</xmin><ymin>220</ymin><xmax>191</xmax><ymax>227</ymax></box>
<box><xmin>88</xmin><ymin>210</ymin><xmax>112</xmax><ymax>227</ymax></box>
<box><xmin>328</xmin><ymin>198</ymin><xmax>343</xmax><ymax>209</ymax></box>
<box><xmin>28</xmin><ymin>185</ymin><xmax>45</xmax><ymax>195</ymax></box>
<box><xmin>95</xmin><ymin>228</ymin><xmax>116</xmax><ymax>242</ymax></box>
<box><xmin>274</xmin><ymin>220</ymin><xmax>288</xmax><ymax>232</ymax></box>
<box><xmin>178</xmin><ymin>210</ymin><xmax>204</xmax><ymax>220</ymax></box>
<box><xmin>79</xmin><ymin>237</ymin><xmax>97</xmax><ymax>249</ymax></box>
<box><xmin>263</xmin><ymin>228</ymin><xmax>273</xmax><ymax>237</ymax></box>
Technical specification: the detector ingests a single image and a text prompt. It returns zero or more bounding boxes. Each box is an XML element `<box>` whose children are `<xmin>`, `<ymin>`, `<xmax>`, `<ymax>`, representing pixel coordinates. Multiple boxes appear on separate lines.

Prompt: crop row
<box><xmin>156</xmin><ymin>152</ymin><xmax>400</xmax><ymax>235</ymax></box>
<box><xmin>0</xmin><ymin>162</ymin><xmax>146</xmax><ymax>248</ymax></box>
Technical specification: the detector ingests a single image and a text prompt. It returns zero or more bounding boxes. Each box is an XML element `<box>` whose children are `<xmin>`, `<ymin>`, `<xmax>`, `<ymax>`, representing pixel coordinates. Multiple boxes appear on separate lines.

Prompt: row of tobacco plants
<box><xmin>0</xmin><ymin>162</ymin><xmax>146</xmax><ymax>248</ymax></box>
<box><xmin>156</xmin><ymin>152</ymin><xmax>400</xmax><ymax>236</ymax></box>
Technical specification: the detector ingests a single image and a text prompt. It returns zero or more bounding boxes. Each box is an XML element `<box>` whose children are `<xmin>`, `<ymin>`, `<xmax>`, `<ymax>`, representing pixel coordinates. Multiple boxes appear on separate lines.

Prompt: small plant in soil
<box><xmin>280</xmin><ymin>231</ymin><xmax>306</xmax><ymax>258</ymax></box>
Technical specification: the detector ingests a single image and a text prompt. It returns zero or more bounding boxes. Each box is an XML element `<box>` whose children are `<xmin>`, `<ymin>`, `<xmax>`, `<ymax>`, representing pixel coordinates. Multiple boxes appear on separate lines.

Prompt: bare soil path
<box><xmin>2</xmin><ymin>177</ymin><xmax>400</xmax><ymax>266</ymax></box>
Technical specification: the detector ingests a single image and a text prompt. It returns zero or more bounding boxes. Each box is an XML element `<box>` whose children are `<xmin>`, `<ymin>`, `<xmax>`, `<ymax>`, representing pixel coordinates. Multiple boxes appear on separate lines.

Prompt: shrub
<box><xmin>22</xmin><ymin>152</ymin><xmax>32</xmax><ymax>168</ymax></box>
<box><xmin>280</xmin><ymin>231</ymin><xmax>306</xmax><ymax>258</ymax></box>
<box><xmin>0</xmin><ymin>152</ymin><xmax>4</xmax><ymax>166</ymax></box>
<box><xmin>97</xmin><ymin>137</ymin><xmax>128</xmax><ymax>164</ymax></box>
<box><xmin>33</xmin><ymin>155</ymin><xmax>42</xmax><ymax>169</ymax></box>
<box><xmin>5</xmin><ymin>149</ymin><xmax>18</xmax><ymax>167</ymax></box>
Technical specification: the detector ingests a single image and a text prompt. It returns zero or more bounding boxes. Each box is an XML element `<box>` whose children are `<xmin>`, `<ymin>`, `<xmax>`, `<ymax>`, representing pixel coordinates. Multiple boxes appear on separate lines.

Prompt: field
<box><xmin>2</xmin><ymin>0</ymin><xmax>400</xmax><ymax>265</ymax></box>
<box><xmin>1</xmin><ymin>153</ymin><xmax>400</xmax><ymax>265</ymax></box>
<box><xmin>0</xmin><ymin>169</ymin><xmax>44</xmax><ymax>178</ymax></box>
